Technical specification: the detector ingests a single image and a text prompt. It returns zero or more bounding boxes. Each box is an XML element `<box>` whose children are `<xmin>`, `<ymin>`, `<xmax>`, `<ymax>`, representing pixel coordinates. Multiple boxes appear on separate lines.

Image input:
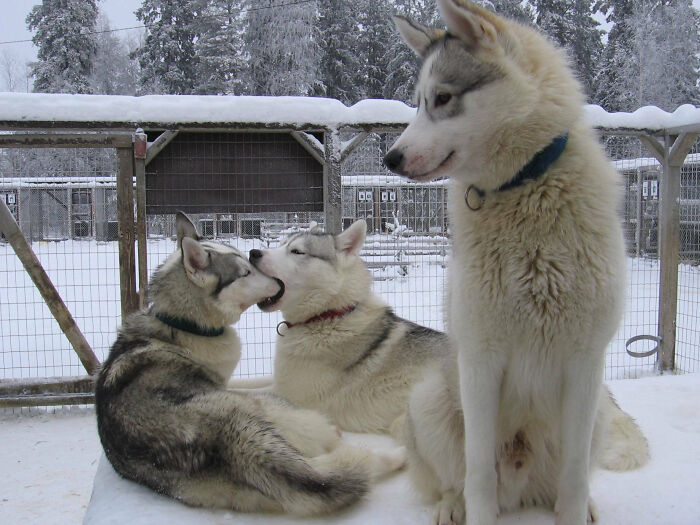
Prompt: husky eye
<box><xmin>242</xmin><ymin>269</ymin><xmax>251</xmax><ymax>277</ymax></box>
<box><xmin>434</xmin><ymin>92</ymin><xmax>452</xmax><ymax>107</ymax></box>
<box><xmin>290</xmin><ymin>249</ymin><xmax>305</xmax><ymax>255</ymax></box>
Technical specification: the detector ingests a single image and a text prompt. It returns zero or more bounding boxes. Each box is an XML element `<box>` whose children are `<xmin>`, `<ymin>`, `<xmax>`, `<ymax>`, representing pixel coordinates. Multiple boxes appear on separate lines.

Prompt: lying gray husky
<box><xmin>95</xmin><ymin>212</ymin><xmax>404</xmax><ymax>516</ymax></box>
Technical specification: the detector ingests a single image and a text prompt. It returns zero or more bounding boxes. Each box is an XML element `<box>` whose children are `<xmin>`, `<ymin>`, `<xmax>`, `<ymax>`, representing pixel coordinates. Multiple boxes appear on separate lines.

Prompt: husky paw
<box><xmin>554</xmin><ymin>496</ymin><xmax>594</xmax><ymax>525</ymax></box>
<box><xmin>431</xmin><ymin>490</ymin><xmax>465</xmax><ymax>525</ymax></box>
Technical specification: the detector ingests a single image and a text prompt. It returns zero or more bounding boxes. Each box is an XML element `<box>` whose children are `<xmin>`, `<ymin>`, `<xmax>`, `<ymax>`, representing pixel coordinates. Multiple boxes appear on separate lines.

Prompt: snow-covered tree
<box><xmin>90</xmin><ymin>15</ymin><xmax>140</xmax><ymax>95</ymax></box>
<box><xmin>26</xmin><ymin>0</ymin><xmax>99</xmax><ymax>93</ymax></box>
<box><xmin>245</xmin><ymin>0</ymin><xmax>320</xmax><ymax>96</ymax></box>
<box><xmin>595</xmin><ymin>0</ymin><xmax>700</xmax><ymax>111</ymax></box>
<box><xmin>357</xmin><ymin>0</ymin><xmax>394</xmax><ymax>99</ymax></box>
<box><xmin>0</xmin><ymin>50</ymin><xmax>29</xmax><ymax>93</ymax></box>
<box><xmin>316</xmin><ymin>0</ymin><xmax>363</xmax><ymax>103</ymax></box>
<box><xmin>533</xmin><ymin>0</ymin><xmax>602</xmax><ymax>97</ymax></box>
<box><xmin>477</xmin><ymin>0</ymin><xmax>535</xmax><ymax>25</ymax></box>
<box><xmin>194</xmin><ymin>0</ymin><xmax>247</xmax><ymax>94</ymax></box>
<box><xmin>134</xmin><ymin>0</ymin><xmax>200</xmax><ymax>94</ymax></box>
<box><xmin>384</xmin><ymin>0</ymin><xmax>440</xmax><ymax>103</ymax></box>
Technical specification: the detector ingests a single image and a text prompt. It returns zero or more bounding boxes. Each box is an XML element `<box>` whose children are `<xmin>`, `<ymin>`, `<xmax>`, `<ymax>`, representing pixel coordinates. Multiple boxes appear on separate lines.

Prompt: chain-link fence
<box><xmin>1</xmin><ymin>127</ymin><xmax>699</xmax><ymax>393</ymax></box>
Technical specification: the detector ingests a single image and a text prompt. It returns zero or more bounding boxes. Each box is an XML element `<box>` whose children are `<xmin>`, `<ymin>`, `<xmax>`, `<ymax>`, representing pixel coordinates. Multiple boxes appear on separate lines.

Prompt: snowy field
<box><xmin>0</xmin><ymin>373</ymin><xmax>698</xmax><ymax>524</ymax></box>
<box><xmin>2</xmin><ymin>236</ymin><xmax>699</xmax><ymax>381</ymax></box>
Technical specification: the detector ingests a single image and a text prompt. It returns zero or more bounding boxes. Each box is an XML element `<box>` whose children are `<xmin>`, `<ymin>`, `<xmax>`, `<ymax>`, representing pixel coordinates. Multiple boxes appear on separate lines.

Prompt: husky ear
<box><xmin>176</xmin><ymin>211</ymin><xmax>200</xmax><ymax>249</ymax></box>
<box><xmin>393</xmin><ymin>15</ymin><xmax>443</xmax><ymax>58</ymax></box>
<box><xmin>335</xmin><ymin>219</ymin><xmax>367</xmax><ymax>257</ymax></box>
<box><xmin>181</xmin><ymin>236</ymin><xmax>210</xmax><ymax>285</ymax></box>
<box><xmin>437</xmin><ymin>0</ymin><xmax>502</xmax><ymax>52</ymax></box>
<box><xmin>308</xmin><ymin>220</ymin><xmax>322</xmax><ymax>234</ymax></box>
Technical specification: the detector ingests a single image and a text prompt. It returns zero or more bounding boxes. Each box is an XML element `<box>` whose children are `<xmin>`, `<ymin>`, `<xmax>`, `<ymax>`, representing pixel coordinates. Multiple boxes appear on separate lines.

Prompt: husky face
<box><xmin>150</xmin><ymin>213</ymin><xmax>282</xmax><ymax>326</ymax></box>
<box><xmin>251</xmin><ymin>220</ymin><xmax>369</xmax><ymax>318</ymax></box>
<box><xmin>385</xmin><ymin>0</ymin><xmax>546</xmax><ymax>190</ymax></box>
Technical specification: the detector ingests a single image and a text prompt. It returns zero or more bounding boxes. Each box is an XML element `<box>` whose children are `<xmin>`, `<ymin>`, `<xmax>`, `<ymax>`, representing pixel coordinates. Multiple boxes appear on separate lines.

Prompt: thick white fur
<box><xmin>246</xmin><ymin>220</ymin><xmax>446</xmax><ymax>435</ymax></box>
<box><xmin>389</xmin><ymin>1</ymin><xmax>643</xmax><ymax>524</ymax></box>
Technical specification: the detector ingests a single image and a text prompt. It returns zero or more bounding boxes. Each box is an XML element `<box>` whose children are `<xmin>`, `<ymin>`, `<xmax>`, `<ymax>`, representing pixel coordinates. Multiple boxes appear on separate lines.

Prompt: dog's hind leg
<box><xmin>173</xmin><ymin>474</ymin><xmax>282</xmax><ymax>512</ymax></box>
<box><xmin>555</xmin><ymin>350</ymin><xmax>605</xmax><ymax>525</ymax></box>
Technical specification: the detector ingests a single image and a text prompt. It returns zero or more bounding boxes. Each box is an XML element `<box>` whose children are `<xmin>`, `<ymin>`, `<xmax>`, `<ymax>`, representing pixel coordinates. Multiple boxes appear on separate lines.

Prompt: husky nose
<box><xmin>249</xmin><ymin>249</ymin><xmax>263</xmax><ymax>263</ymax></box>
<box><xmin>383</xmin><ymin>149</ymin><xmax>404</xmax><ymax>172</ymax></box>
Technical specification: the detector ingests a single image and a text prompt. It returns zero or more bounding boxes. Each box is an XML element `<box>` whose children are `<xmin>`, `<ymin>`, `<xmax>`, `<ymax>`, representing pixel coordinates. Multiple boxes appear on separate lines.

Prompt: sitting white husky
<box><xmin>384</xmin><ymin>1</ymin><xmax>648</xmax><ymax>523</ymax></box>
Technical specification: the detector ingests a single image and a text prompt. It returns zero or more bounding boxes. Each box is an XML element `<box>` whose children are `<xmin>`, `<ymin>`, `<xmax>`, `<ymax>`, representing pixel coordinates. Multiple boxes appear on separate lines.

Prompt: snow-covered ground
<box><xmin>2</xmin><ymin>237</ymin><xmax>699</xmax><ymax>381</ymax></box>
<box><xmin>2</xmin><ymin>373</ymin><xmax>699</xmax><ymax>524</ymax></box>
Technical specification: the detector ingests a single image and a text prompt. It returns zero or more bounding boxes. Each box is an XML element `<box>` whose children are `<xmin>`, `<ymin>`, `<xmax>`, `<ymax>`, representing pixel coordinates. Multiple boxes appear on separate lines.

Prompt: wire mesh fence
<box><xmin>0</xmin><ymin>148</ymin><xmax>120</xmax><ymax>379</ymax></box>
<box><xmin>1</xmin><ymin>129</ymin><xmax>699</xmax><ymax>386</ymax></box>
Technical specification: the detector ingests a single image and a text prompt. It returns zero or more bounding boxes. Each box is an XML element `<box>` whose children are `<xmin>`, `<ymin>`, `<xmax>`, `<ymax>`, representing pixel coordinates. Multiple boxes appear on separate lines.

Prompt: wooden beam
<box><xmin>0</xmin><ymin>132</ymin><xmax>133</xmax><ymax>149</ymax></box>
<box><xmin>117</xmin><ymin>147</ymin><xmax>139</xmax><ymax>318</ymax></box>
<box><xmin>340</xmin><ymin>132</ymin><xmax>369</xmax><ymax>163</ymax></box>
<box><xmin>668</xmin><ymin>132</ymin><xmax>698</xmax><ymax>167</ymax></box>
<box><xmin>290</xmin><ymin>131</ymin><xmax>325</xmax><ymax>165</ymax></box>
<box><xmin>639</xmin><ymin>135</ymin><xmax>665</xmax><ymax>164</ymax></box>
<box><xmin>145</xmin><ymin>130</ymin><xmax>178</xmax><ymax>166</ymax></box>
<box><xmin>134</xmin><ymin>130</ymin><xmax>149</xmax><ymax>308</ymax></box>
<box><xmin>0</xmin><ymin>202</ymin><xmax>100</xmax><ymax>375</ymax></box>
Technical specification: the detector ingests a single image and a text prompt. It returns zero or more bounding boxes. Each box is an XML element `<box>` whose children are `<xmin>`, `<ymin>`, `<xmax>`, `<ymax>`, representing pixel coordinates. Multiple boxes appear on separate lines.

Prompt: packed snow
<box><xmin>0</xmin><ymin>92</ymin><xmax>698</xmax><ymax>132</ymax></box>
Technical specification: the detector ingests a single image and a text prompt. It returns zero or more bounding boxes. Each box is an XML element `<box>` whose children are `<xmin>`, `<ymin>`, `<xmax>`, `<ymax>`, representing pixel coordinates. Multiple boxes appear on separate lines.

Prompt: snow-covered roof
<box><xmin>0</xmin><ymin>93</ymin><xmax>698</xmax><ymax>133</ymax></box>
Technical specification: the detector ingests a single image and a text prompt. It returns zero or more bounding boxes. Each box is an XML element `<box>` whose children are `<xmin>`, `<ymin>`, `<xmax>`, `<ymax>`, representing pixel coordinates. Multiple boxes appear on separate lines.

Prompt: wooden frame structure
<box><xmin>0</xmin><ymin>100</ymin><xmax>698</xmax><ymax>407</ymax></box>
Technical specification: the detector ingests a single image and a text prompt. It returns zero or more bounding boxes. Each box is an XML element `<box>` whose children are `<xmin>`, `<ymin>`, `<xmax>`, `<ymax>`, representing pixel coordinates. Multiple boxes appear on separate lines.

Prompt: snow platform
<box><xmin>84</xmin><ymin>374</ymin><xmax>700</xmax><ymax>524</ymax></box>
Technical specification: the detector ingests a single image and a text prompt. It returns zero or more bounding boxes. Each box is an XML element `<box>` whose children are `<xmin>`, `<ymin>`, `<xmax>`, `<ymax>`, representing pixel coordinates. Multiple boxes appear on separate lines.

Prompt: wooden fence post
<box><xmin>117</xmin><ymin>145</ymin><xmax>139</xmax><ymax>318</ymax></box>
<box><xmin>323</xmin><ymin>129</ymin><xmax>343</xmax><ymax>234</ymax></box>
<box><xmin>0</xmin><ymin>199</ymin><xmax>100</xmax><ymax>375</ymax></box>
<box><xmin>134</xmin><ymin>130</ymin><xmax>148</xmax><ymax>308</ymax></box>
<box><xmin>656</xmin><ymin>132</ymin><xmax>698</xmax><ymax>372</ymax></box>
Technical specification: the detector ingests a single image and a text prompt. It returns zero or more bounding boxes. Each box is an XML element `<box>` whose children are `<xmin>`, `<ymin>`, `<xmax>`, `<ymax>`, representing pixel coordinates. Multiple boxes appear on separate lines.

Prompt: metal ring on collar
<box><xmin>276</xmin><ymin>321</ymin><xmax>291</xmax><ymax>336</ymax></box>
<box><xmin>465</xmin><ymin>185</ymin><xmax>485</xmax><ymax>211</ymax></box>
<box><xmin>625</xmin><ymin>334</ymin><xmax>661</xmax><ymax>358</ymax></box>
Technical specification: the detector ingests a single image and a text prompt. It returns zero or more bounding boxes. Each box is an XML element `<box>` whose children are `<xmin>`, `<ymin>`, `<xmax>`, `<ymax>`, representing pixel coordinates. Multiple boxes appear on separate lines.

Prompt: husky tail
<box><xmin>599</xmin><ymin>394</ymin><xmax>650</xmax><ymax>471</ymax></box>
<box><xmin>171</xmin><ymin>440</ymin><xmax>403</xmax><ymax>516</ymax></box>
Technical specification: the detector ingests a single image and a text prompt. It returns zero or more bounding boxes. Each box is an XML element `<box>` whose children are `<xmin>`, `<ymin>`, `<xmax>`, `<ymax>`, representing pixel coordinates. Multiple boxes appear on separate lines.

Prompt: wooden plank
<box><xmin>323</xmin><ymin>130</ymin><xmax>343</xmax><ymax>234</ymax></box>
<box><xmin>0</xmin><ymin>376</ymin><xmax>94</xmax><ymax>397</ymax></box>
<box><xmin>291</xmin><ymin>131</ymin><xmax>325</xmax><ymax>165</ymax></box>
<box><xmin>639</xmin><ymin>135</ymin><xmax>665</xmax><ymax>163</ymax></box>
<box><xmin>134</xmin><ymin>131</ymin><xmax>149</xmax><ymax>308</ymax></box>
<box><xmin>0</xmin><ymin>200</ymin><xmax>100</xmax><ymax>375</ymax></box>
<box><xmin>117</xmin><ymin>147</ymin><xmax>139</xmax><ymax>318</ymax></box>
<box><xmin>145</xmin><ymin>130</ymin><xmax>178</xmax><ymax>166</ymax></box>
<box><xmin>0</xmin><ymin>132</ymin><xmax>133</xmax><ymax>149</ymax></box>
<box><xmin>0</xmin><ymin>394</ymin><xmax>95</xmax><ymax>408</ymax></box>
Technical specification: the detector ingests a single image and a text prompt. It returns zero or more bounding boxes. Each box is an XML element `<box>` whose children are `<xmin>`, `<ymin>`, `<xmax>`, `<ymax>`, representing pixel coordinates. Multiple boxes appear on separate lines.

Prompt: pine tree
<box><xmin>90</xmin><ymin>16</ymin><xmax>140</xmax><ymax>95</ymax></box>
<box><xmin>245</xmin><ymin>0</ymin><xmax>320</xmax><ymax>96</ymax></box>
<box><xmin>533</xmin><ymin>0</ymin><xmax>602</xmax><ymax>97</ymax></box>
<box><xmin>595</xmin><ymin>0</ymin><xmax>700</xmax><ymax>112</ymax></box>
<box><xmin>134</xmin><ymin>0</ymin><xmax>200</xmax><ymax>94</ymax></box>
<box><xmin>478</xmin><ymin>0</ymin><xmax>535</xmax><ymax>25</ymax></box>
<box><xmin>194</xmin><ymin>0</ymin><xmax>247</xmax><ymax>94</ymax></box>
<box><xmin>384</xmin><ymin>0</ymin><xmax>440</xmax><ymax>103</ymax></box>
<box><xmin>593</xmin><ymin>0</ymin><xmax>637</xmax><ymax>111</ymax></box>
<box><xmin>26</xmin><ymin>0</ymin><xmax>99</xmax><ymax>93</ymax></box>
<box><xmin>356</xmin><ymin>0</ymin><xmax>395</xmax><ymax>99</ymax></box>
<box><xmin>316</xmin><ymin>0</ymin><xmax>363</xmax><ymax>103</ymax></box>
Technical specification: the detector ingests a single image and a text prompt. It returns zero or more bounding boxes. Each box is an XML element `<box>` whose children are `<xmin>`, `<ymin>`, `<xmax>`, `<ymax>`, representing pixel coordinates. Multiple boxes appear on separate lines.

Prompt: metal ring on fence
<box><xmin>625</xmin><ymin>334</ymin><xmax>661</xmax><ymax>358</ymax></box>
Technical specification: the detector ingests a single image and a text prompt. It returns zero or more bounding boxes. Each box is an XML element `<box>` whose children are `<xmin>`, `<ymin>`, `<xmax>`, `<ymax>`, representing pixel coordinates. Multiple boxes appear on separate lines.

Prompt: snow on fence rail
<box><xmin>0</xmin><ymin>94</ymin><xmax>699</xmax><ymax>407</ymax></box>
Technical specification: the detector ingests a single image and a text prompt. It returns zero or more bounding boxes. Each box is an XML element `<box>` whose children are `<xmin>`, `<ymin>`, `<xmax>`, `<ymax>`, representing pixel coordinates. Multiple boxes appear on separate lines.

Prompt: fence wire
<box><xmin>1</xmin><ymin>131</ymin><xmax>699</xmax><ymax>384</ymax></box>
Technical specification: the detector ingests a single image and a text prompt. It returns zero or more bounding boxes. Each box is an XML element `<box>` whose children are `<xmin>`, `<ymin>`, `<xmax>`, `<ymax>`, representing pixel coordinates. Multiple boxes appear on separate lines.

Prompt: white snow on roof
<box><xmin>0</xmin><ymin>92</ymin><xmax>698</xmax><ymax>132</ymax></box>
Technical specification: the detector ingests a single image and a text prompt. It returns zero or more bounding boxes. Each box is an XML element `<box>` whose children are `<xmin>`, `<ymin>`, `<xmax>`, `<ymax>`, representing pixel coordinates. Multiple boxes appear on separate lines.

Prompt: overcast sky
<box><xmin>2</xmin><ymin>0</ymin><xmax>700</xmax><ymax>91</ymax></box>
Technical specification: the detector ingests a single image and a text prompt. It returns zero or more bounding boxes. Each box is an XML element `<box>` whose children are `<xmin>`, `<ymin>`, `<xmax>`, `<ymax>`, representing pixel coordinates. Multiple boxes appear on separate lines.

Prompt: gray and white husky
<box><xmin>95</xmin><ymin>212</ymin><xmax>404</xmax><ymax>516</ymax></box>
<box><xmin>386</xmin><ymin>1</ymin><xmax>649</xmax><ymax>524</ymax></box>
<box><xmin>243</xmin><ymin>218</ymin><xmax>450</xmax><ymax>436</ymax></box>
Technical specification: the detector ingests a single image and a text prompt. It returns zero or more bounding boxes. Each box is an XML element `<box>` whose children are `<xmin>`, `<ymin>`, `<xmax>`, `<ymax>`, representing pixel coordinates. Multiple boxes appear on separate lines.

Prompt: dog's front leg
<box><xmin>458</xmin><ymin>346</ymin><xmax>503</xmax><ymax>525</ymax></box>
<box><xmin>556</xmin><ymin>350</ymin><xmax>605</xmax><ymax>525</ymax></box>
